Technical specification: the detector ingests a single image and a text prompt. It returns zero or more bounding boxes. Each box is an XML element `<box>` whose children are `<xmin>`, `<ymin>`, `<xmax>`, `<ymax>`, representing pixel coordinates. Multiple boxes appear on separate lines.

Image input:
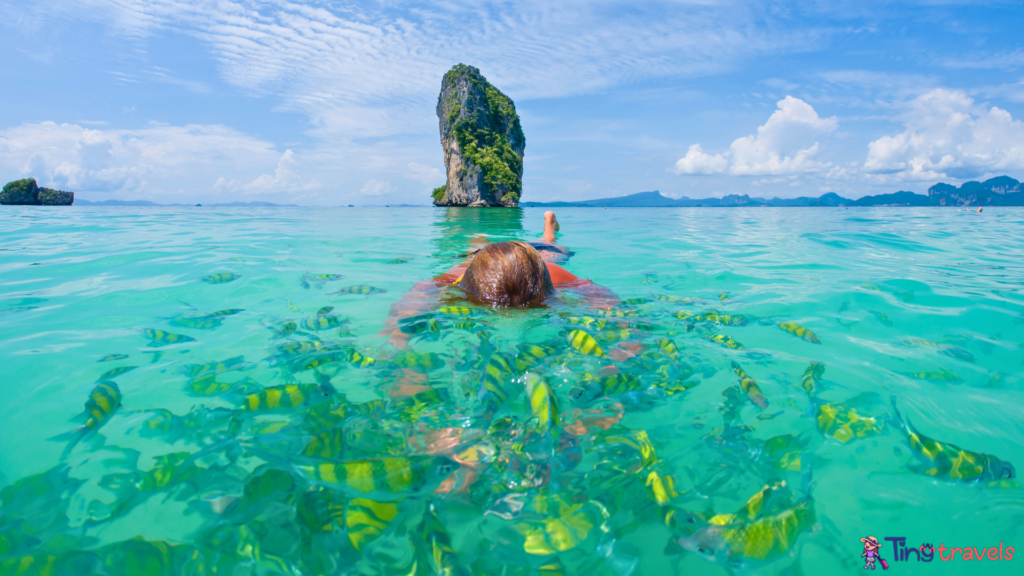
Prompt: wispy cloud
<box><xmin>53</xmin><ymin>0</ymin><xmax>828</xmax><ymax>138</ymax></box>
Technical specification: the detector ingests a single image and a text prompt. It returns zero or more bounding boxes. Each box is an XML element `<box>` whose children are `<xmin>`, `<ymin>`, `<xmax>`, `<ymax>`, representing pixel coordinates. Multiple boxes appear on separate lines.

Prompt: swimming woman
<box><xmin>381</xmin><ymin>213</ymin><xmax>617</xmax><ymax>347</ymax></box>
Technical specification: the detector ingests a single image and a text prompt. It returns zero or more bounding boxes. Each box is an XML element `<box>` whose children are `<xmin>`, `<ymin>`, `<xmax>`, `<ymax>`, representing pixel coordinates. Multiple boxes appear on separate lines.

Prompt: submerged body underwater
<box><xmin>1</xmin><ymin>206</ymin><xmax>1022</xmax><ymax>575</ymax></box>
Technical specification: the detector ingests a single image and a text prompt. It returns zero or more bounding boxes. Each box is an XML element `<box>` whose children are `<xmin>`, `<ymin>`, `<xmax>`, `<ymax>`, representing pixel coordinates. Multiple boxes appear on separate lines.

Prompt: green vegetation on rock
<box><xmin>431</xmin><ymin>185</ymin><xmax>446</xmax><ymax>202</ymax></box>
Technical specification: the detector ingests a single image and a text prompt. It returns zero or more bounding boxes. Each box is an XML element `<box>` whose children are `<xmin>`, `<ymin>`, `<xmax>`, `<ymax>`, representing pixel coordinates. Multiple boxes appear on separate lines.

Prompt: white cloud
<box><xmin>359</xmin><ymin>179</ymin><xmax>394</xmax><ymax>197</ymax></box>
<box><xmin>674</xmin><ymin>96</ymin><xmax>837</xmax><ymax>176</ymax></box>
<box><xmin>863</xmin><ymin>89</ymin><xmax>1024</xmax><ymax>181</ymax></box>
<box><xmin>674</xmin><ymin>144</ymin><xmax>728</xmax><ymax>175</ymax></box>
<box><xmin>0</xmin><ymin>121</ymin><xmax>289</xmax><ymax>196</ymax></box>
<box><xmin>405</xmin><ymin>162</ymin><xmax>442</xmax><ymax>184</ymax></box>
<box><xmin>214</xmin><ymin>150</ymin><xmax>320</xmax><ymax>194</ymax></box>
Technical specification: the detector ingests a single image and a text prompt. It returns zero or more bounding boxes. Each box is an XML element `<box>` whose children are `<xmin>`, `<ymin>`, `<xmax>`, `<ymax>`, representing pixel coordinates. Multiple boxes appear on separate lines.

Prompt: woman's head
<box><xmin>458</xmin><ymin>241</ymin><xmax>554</xmax><ymax>307</ymax></box>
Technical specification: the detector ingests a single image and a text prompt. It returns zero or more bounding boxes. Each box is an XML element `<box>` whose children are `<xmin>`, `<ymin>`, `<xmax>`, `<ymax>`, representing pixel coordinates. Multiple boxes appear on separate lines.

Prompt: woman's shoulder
<box><xmin>545</xmin><ymin>262</ymin><xmax>580</xmax><ymax>284</ymax></box>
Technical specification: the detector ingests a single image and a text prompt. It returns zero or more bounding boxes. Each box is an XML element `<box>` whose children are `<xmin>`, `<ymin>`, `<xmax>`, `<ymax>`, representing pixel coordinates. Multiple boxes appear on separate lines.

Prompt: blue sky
<box><xmin>1</xmin><ymin>1</ymin><xmax>1023</xmax><ymax>205</ymax></box>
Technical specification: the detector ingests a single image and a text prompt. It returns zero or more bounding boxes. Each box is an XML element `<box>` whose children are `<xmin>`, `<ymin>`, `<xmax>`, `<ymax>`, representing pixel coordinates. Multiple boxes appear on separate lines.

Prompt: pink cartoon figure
<box><xmin>860</xmin><ymin>536</ymin><xmax>889</xmax><ymax>570</ymax></box>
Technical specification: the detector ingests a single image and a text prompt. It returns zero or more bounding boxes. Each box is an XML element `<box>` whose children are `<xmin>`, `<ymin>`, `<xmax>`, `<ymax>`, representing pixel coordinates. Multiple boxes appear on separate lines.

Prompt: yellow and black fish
<box><xmin>301</xmin><ymin>315</ymin><xmax>346</xmax><ymax>331</ymax></box>
<box><xmin>891</xmin><ymin>397</ymin><xmax>1015</xmax><ymax>482</ymax></box>
<box><xmin>679</xmin><ymin>496</ymin><xmax>814</xmax><ymax>568</ymax></box>
<box><xmin>800</xmin><ymin>362</ymin><xmax>825</xmax><ymax>397</ymax></box>
<box><xmin>332</xmin><ymin>285</ymin><xmax>387</xmax><ymax>295</ymax></box>
<box><xmin>345</xmin><ymin>498</ymin><xmax>399</xmax><ymax>551</ymax></box>
<box><xmin>202</xmin><ymin>272</ymin><xmax>241</xmax><ymax>284</ymax></box>
<box><xmin>901</xmin><ymin>368</ymin><xmax>962</xmax><ymax>382</ymax></box>
<box><xmin>438</xmin><ymin>306</ymin><xmax>482</xmax><ymax>317</ymax></box>
<box><xmin>700</xmin><ymin>331</ymin><xmax>744</xmax><ymax>350</ymax></box>
<box><xmin>98</xmin><ymin>366</ymin><xmax>137</xmax><ymax>381</ymax></box>
<box><xmin>525</xmin><ymin>373</ymin><xmax>558</xmax><ymax>435</ymax></box>
<box><xmin>391</xmin><ymin>350</ymin><xmax>445</xmax><ymax>370</ymax></box>
<box><xmin>567</xmin><ymin>329</ymin><xmax>605</xmax><ymax>357</ymax></box>
<box><xmin>303</xmin><ymin>427</ymin><xmax>346</xmax><ymax>459</ymax></box>
<box><xmin>49</xmin><ymin>381</ymin><xmax>122</xmax><ymax>458</ymax></box>
<box><xmin>479</xmin><ymin>354</ymin><xmax>514</xmax><ymax>411</ymax></box>
<box><xmin>514</xmin><ymin>344</ymin><xmax>560</xmax><ymax>372</ymax></box>
<box><xmin>777</xmin><ymin>321</ymin><xmax>820</xmax><ymax>344</ymax></box>
<box><xmin>242</xmin><ymin>382</ymin><xmax>335</xmax><ymax>411</ymax></box>
<box><xmin>730</xmin><ymin>361</ymin><xmax>768</xmax><ymax>409</ymax></box>
<box><xmin>656</xmin><ymin>294</ymin><xmax>696</xmax><ymax>304</ymax></box>
<box><xmin>142</xmin><ymin>329</ymin><xmax>196</xmax><ymax>347</ymax></box>
<box><xmin>695</xmin><ymin>312</ymin><xmax>749</xmax><ymax>326</ymax></box>
<box><xmin>169</xmin><ymin>315</ymin><xmax>222</xmax><ymax>330</ymax></box>
<box><xmin>295</xmin><ymin>456</ymin><xmax>456</xmax><ymax>500</ymax></box>
<box><xmin>903</xmin><ymin>338</ymin><xmax>975</xmax><ymax>362</ymax></box>
<box><xmin>870</xmin><ymin>310</ymin><xmax>893</xmax><ymax>327</ymax></box>
<box><xmin>565</xmin><ymin>316</ymin><xmax>608</xmax><ymax>331</ymax></box>
<box><xmin>183</xmin><ymin>356</ymin><xmax>244</xmax><ymax>378</ymax></box>
<box><xmin>816</xmin><ymin>393</ymin><xmax>883</xmax><ymax>443</ymax></box>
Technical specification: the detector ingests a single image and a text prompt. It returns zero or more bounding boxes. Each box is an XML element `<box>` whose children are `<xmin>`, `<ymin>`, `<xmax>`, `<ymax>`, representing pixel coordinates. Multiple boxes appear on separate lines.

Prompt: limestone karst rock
<box><xmin>433</xmin><ymin>65</ymin><xmax>525</xmax><ymax>207</ymax></box>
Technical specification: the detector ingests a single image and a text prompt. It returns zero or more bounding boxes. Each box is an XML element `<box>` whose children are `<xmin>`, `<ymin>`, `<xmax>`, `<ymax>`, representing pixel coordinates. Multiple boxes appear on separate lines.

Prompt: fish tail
<box><xmin>889</xmin><ymin>396</ymin><xmax>910</xmax><ymax>433</ymax></box>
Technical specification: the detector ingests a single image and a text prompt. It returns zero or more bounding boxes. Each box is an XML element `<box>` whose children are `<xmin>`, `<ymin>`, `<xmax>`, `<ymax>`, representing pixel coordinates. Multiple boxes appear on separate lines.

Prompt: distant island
<box><xmin>522</xmin><ymin>176</ymin><xmax>1024</xmax><ymax>207</ymax></box>
<box><xmin>74</xmin><ymin>200</ymin><xmax>299</xmax><ymax>207</ymax></box>
<box><xmin>1</xmin><ymin>178</ymin><xmax>73</xmax><ymax>205</ymax></box>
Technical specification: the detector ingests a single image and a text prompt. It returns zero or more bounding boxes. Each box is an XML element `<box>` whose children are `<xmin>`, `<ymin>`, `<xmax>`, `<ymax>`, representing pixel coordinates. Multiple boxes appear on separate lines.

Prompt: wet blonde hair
<box><xmin>458</xmin><ymin>241</ymin><xmax>554</xmax><ymax>307</ymax></box>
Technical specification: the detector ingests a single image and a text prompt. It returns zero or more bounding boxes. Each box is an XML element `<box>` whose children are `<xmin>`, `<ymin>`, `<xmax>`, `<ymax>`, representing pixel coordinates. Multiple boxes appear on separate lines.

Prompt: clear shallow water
<box><xmin>1</xmin><ymin>206</ymin><xmax>1023</xmax><ymax>575</ymax></box>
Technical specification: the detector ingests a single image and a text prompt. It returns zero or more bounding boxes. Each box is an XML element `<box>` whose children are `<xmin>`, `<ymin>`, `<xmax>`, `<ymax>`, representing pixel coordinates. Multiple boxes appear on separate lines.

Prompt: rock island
<box><xmin>433</xmin><ymin>65</ymin><xmax>525</xmax><ymax>207</ymax></box>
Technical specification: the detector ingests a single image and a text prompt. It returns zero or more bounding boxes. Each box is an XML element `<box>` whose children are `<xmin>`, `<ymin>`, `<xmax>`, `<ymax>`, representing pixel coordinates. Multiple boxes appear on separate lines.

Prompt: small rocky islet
<box><xmin>432</xmin><ymin>64</ymin><xmax>525</xmax><ymax>208</ymax></box>
<box><xmin>0</xmin><ymin>178</ymin><xmax>74</xmax><ymax>206</ymax></box>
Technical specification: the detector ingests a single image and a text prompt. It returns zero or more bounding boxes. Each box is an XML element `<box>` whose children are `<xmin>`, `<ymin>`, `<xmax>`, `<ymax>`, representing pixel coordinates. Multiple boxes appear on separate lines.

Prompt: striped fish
<box><xmin>525</xmin><ymin>374</ymin><xmax>559</xmax><ymax>435</ymax></box>
<box><xmin>302</xmin><ymin>427</ymin><xmax>346</xmax><ymax>459</ymax></box>
<box><xmin>183</xmin><ymin>356</ymin><xmax>244</xmax><ymax>378</ymax></box>
<box><xmin>891</xmin><ymin>397</ymin><xmax>1015</xmax><ymax>482</ymax></box>
<box><xmin>201</xmin><ymin>273</ymin><xmax>241</xmax><ymax>284</ymax></box>
<box><xmin>332</xmin><ymin>285</ymin><xmax>387</xmax><ymax>295</ymax></box>
<box><xmin>655</xmin><ymin>295</ymin><xmax>696</xmax><ymax>304</ymax></box>
<box><xmin>49</xmin><ymin>381</ymin><xmax>122</xmax><ymax>458</ymax></box>
<box><xmin>695</xmin><ymin>312</ymin><xmax>749</xmax><ymax>326</ymax></box>
<box><xmin>391</xmin><ymin>351</ymin><xmax>445</xmax><ymax>370</ymax></box>
<box><xmin>98</xmin><ymin>354</ymin><xmax>128</xmax><ymax>362</ymax></box>
<box><xmin>902</xmin><ymin>368</ymin><xmax>962</xmax><ymax>382</ymax></box>
<box><xmin>816</xmin><ymin>393</ymin><xmax>883</xmax><ymax>443</ymax></box>
<box><xmin>437</xmin><ymin>306</ymin><xmax>481</xmax><ymax>316</ymax></box>
<box><xmin>419</xmin><ymin>504</ymin><xmax>458</xmax><ymax>575</ymax></box>
<box><xmin>800</xmin><ymin>362</ymin><xmax>825</xmax><ymax>396</ymax></box>
<box><xmin>479</xmin><ymin>354</ymin><xmax>514</xmax><ymax>411</ymax></box>
<box><xmin>169</xmin><ymin>315</ymin><xmax>222</xmax><ymax>330</ymax></box>
<box><xmin>296</xmin><ymin>456</ymin><xmax>456</xmax><ymax>499</ymax></box>
<box><xmin>514</xmin><ymin>344</ymin><xmax>559</xmax><ymax>372</ymax></box>
<box><xmin>98</xmin><ymin>366</ymin><xmax>136</xmax><ymax>381</ymax></box>
<box><xmin>700</xmin><ymin>332</ymin><xmax>744</xmax><ymax>350</ymax></box>
<box><xmin>658</xmin><ymin>338</ymin><xmax>680</xmax><ymax>360</ymax></box>
<box><xmin>346</xmin><ymin>498</ymin><xmax>399</xmax><ymax>551</ymax></box>
<box><xmin>731</xmin><ymin>361</ymin><xmax>768</xmax><ymax>409</ymax></box>
<box><xmin>566</xmin><ymin>316</ymin><xmax>608</xmax><ymax>331</ymax></box>
<box><xmin>777</xmin><ymin>321</ymin><xmax>821</xmax><ymax>344</ymax></box>
<box><xmin>300</xmin><ymin>315</ymin><xmax>346</xmax><ymax>331</ymax></box>
<box><xmin>142</xmin><ymin>329</ymin><xmax>196</xmax><ymax>347</ymax></box>
<box><xmin>242</xmin><ymin>382</ymin><xmax>335</xmax><ymax>411</ymax></box>
<box><xmin>567</xmin><ymin>330</ymin><xmax>605</xmax><ymax>357</ymax></box>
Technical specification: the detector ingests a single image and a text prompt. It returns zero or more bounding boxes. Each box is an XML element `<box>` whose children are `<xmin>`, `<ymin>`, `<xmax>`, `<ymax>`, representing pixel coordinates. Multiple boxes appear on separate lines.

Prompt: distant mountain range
<box><xmin>75</xmin><ymin>200</ymin><xmax>298</xmax><ymax>207</ymax></box>
<box><xmin>522</xmin><ymin>176</ymin><xmax>1024</xmax><ymax>207</ymax></box>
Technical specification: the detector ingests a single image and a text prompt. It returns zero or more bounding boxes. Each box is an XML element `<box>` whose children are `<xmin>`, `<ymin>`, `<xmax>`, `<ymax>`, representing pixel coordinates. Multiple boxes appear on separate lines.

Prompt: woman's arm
<box><xmin>379</xmin><ymin>265</ymin><xmax>466</xmax><ymax>348</ymax></box>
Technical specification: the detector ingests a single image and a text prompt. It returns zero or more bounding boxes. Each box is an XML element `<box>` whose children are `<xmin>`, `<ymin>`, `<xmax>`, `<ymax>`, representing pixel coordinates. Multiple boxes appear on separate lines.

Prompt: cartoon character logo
<box><xmin>860</xmin><ymin>536</ymin><xmax>889</xmax><ymax>570</ymax></box>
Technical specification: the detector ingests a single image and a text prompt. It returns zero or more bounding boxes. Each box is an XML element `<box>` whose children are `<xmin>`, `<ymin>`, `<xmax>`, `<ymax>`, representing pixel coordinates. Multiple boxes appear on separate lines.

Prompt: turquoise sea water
<box><xmin>1</xmin><ymin>206</ymin><xmax>1023</xmax><ymax>575</ymax></box>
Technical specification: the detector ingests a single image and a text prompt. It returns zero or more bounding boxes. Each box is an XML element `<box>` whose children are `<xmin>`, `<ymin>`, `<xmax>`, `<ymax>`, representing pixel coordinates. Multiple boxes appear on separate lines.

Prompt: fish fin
<box><xmin>48</xmin><ymin>427</ymin><xmax>84</xmax><ymax>443</ymax></box>
<box><xmin>67</xmin><ymin>411</ymin><xmax>90</xmax><ymax>424</ymax></box>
